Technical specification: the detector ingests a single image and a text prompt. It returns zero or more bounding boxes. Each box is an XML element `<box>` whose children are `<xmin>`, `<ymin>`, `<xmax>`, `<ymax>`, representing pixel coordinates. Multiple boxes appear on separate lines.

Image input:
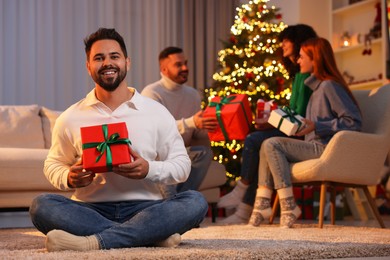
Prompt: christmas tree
<box><xmin>204</xmin><ymin>0</ymin><xmax>292</xmax><ymax>185</ymax></box>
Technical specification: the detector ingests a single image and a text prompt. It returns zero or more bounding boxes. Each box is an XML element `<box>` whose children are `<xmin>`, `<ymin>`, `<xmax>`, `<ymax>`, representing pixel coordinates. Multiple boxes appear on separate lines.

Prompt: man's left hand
<box><xmin>112</xmin><ymin>149</ymin><xmax>149</xmax><ymax>179</ymax></box>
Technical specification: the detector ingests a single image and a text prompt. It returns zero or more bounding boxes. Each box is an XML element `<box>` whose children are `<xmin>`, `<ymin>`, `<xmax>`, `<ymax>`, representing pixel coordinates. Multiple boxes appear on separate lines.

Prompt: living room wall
<box><xmin>0</xmin><ymin>0</ymin><xmax>238</xmax><ymax>110</ymax></box>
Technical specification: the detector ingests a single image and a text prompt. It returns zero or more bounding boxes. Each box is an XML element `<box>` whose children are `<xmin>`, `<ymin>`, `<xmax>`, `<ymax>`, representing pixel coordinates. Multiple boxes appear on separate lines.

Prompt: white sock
<box><xmin>217</xmin><ymin>180</ymin><xmax>249</xmax><ymax>209</ymax></box>
<box><xmin>278</xmin><ymin>187</ymin><xmax>301</xmax><ymax>228</ymax></box>
<box><xmin>220</xmin><ymin>202</ymin><xmax>253</xmax><ymax>224</ymax></box>
<box><xmin>154</xmin><ymin>233</ymin><xmax>181</xmax><ymax>247</ymax></box>
<box><xmin>249</xmin><ymin>187</ymin><xmax>273</xmax><ymax>227</ymax></box>
<box><xmin>46</xmin><ymin>229</ymin><xmax>100</xmax><ymax>252</ymax></box>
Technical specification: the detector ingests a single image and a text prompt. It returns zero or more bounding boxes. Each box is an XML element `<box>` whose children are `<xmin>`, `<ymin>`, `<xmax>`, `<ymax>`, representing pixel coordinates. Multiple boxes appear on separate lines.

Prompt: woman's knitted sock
<box><xmin>45</xmin><ymin>229</ymin><xmax>100</xmax><ymax>252</ymax></box>
<box><xmin>217</xmin><ymin>180</ymin><xmax>249</xmax><ymax>209</ymax></box>
<box><xmin>249</xmin><ymin>187</ymin><xmax>272</xmax><ymax>226</ymax></box>
<box><xmin>278</xmin><ymin>187</ymin><xmax>301</xmax><ymax>228</ymax></box>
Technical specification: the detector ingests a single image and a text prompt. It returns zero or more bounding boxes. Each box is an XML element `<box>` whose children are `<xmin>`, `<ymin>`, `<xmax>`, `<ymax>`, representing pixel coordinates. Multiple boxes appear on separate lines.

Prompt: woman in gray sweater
<box><xmin>249</xmin><ymin>38</ymin><xmax>362</xmax><ymax>228</ymax></box>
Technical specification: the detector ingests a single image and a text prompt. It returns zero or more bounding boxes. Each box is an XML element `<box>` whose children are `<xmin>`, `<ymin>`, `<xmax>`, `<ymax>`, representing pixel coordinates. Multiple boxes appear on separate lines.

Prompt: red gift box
<box><xmin>293</xmin><ymin>186</ymin><xmax>314</xmax><ymax>220</ymax></box>
<box><xmin>257</xmin><ymin>99</ymin><xmax>278</xmax><ymax>119</ymax></box>
<box><xmin>203</xmin><ymin>94</ymin><xmax>252</xmax><ymax>142</ymax></box>
<box><xmin>81</xmin><ymin>122</ymin><xmax>132</xmax><ymax>172</ymax></box>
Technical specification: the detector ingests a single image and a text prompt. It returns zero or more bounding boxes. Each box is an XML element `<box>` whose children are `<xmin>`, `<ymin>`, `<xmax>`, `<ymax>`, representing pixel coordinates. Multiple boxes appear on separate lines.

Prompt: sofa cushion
<box><xmin>0</xmin><ymin>105</ymin><xmax>45</xmax><ymax>148</ymax></box>
<box><xmin>40</xmin><ymin>107</ymin><xmax>62</xmax><ymax>148</ymax></box>
<box><xmin>0</xmin><ymin>148</ymin><xmax>54</xmax><ymax>191</ymax></box>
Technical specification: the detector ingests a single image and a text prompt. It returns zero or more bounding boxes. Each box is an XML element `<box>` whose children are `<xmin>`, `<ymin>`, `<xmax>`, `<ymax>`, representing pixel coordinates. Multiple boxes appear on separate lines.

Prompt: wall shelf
<box><xmin>331</xmin><ymin>0</ymin><xmax>387</xmax><ymax>89</ymax></box>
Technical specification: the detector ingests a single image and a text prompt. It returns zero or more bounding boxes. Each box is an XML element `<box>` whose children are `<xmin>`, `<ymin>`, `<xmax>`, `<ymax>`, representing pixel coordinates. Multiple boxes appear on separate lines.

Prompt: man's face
<box><xmin>86</xmin><ymin>39</ymin><xmax>130</xmax><ymax>92</ymax></box>
<box><xmin>160</xmin><ymin>53</ymin><xmax>189</xmax><ymax>84</ymax></box>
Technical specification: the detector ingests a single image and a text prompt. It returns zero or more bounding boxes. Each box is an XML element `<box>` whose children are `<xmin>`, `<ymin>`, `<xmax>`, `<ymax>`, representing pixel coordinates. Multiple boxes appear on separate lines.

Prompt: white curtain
<box><xmin>0</xmin><ymin>0</ymin><xmax>238</xmax><ymax>110</ymax></box>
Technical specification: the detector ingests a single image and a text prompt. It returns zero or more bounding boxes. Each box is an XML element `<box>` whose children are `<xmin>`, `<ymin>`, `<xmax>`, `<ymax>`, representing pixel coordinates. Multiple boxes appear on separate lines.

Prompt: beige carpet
<box><xmin>1</xmin><ymin>222</ymin><xmax>390</xmax><ymax>259</ymax></box>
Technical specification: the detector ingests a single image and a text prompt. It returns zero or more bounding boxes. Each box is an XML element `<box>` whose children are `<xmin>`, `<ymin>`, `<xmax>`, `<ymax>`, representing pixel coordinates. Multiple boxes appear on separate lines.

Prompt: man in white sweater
<box><xmin>142</xmin><ymin>47</ymin><xmax>218</xmax><ymax>197</ymax></box>
<box><xmin>29</xmin><ymin>29</ymin><xmax>208</xmax><ymax>251</ymax></box>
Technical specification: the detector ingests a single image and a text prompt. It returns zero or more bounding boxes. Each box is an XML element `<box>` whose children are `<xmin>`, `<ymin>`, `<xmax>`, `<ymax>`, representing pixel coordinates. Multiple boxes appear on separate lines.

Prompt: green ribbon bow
<box><xmin>277</xmin><ymin>106</ymin><xmax>302</xmax><ymax>132</ymax></box>
<box><xmin>82</xmin><ymin>124</ymin><xmax>132</xmax><ymax>171</ymax></box>
<box><xmin>208</xmin><ymin>95</ymin><xmax>251</xmax><ymax>141</ymax></box>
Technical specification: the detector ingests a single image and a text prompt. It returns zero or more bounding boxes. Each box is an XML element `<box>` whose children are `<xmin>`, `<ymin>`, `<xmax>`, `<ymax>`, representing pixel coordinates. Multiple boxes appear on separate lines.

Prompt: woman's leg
<box><xmin>242</xmin><ymin>129</ymin><xmax>285</xmax><ymax>206</ymax></box>
<box><xmin>218</xmin><ymin>129</ymin><xmax>285</xmax><ymax>210</ymax></box>
<box><xmin>259</xmin><ymin>137</ymin><xmax>325</xmax><ymax>227</ymax></box>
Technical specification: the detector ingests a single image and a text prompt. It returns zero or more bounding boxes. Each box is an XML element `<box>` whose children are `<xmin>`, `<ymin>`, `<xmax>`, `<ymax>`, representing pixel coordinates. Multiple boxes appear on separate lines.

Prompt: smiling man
<box><xmin>29</xmin><ymin>28</ymin><xmax>208</xmax><ymax>252</ymax></box>
<box><xmin>142</xmin><ymin>47</ymin><xmax>218</xmax><ymax>198</ymax></box>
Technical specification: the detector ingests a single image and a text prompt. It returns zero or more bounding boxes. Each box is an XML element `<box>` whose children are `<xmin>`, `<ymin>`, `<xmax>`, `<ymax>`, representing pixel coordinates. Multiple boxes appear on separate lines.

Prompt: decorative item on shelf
<box><xmin>342</xmin><ymin>71</ymin><xmax>355</xmax><ymax>85</ymax></box>
<box><xmin>362</xmin><ymin>34</ymin><xmax>372</xmax><ymax>55</ymax></box>
<box><xmin>369</xmin><ymin>2</ymin><xmax>382</xmax><ymax>39</ymax></box>
<box><xmin>340</xmin><ymin>32</ymin><xmax>351</xmax><ymax>48</ymax></box>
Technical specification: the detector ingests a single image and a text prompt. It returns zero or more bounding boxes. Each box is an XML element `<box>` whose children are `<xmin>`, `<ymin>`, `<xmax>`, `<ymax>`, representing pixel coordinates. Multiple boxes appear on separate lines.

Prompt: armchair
<box><xmin>270</xmin><ymin>84</ymin><xmax>390</xmax><ymax>228</ymax></box>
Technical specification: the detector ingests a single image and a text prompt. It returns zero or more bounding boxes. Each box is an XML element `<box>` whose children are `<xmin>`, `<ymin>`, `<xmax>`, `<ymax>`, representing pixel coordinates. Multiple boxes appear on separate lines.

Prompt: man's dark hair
<box><xmin>159</xmin><ymin>46</ymin><xmax>183</xmax><ymax>62</ymax></box>
<box><xmin>84</xmin><ymin>28</ymin><xmax>128</xmax><ymax>60</ymax></box>
<box><xmin>278</xmin><ymin>24</ymin><xmax>318</xmax><ymax>77</ymax></box>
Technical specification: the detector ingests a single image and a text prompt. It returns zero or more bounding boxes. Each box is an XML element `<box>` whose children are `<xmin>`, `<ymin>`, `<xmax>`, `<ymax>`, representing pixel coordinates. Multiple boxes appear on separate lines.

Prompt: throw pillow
<box><xmin>0</xmin><ymin>105</ymin><xmax>45</xmax><ymax>148</ymax></box>
<box><xmin>40</xmin><ymin>107</ymin><xmax>62</xmax><ymax>148</ymax></box>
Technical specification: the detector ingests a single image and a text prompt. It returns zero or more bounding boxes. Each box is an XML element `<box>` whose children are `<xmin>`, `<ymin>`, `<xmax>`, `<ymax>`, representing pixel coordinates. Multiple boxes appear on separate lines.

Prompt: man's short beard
<box><xmin>94</xmin><ymin>69</ymin><xmax>127</xmax><ymax>92</ymax></box>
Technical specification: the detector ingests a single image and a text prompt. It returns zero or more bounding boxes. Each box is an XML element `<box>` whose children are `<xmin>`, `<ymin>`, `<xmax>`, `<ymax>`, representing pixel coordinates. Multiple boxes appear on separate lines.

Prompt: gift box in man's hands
<box><xmin>268</xmin><ymin>107</ymin><xmax>305</xmax><ymax>136</ymax></box>
<box><xmin>203</xmin><ymin>94</ymin><xmax>252</xmax><ymax>141</ymax></box>
<box><xmin>81</xmin><ymin>122</ymin><xmax>132</xmax><ymax>172</ymax></box>
<box><xmin>257</xmin><ymin>99</ymin><xmax>278</xmax><ymax>119</ymax></box>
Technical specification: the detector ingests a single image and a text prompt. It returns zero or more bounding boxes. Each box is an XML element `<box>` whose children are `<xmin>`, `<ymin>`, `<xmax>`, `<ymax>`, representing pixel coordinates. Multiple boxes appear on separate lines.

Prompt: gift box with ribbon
<box><xmin>203</xmin><ymin>94</ymin><xmax>252</xmax><ymax>142</ymax></box>
<box><xmin>293</xmin><ymin>186</ymin><xmax>314</xmax><ymax>220</ymax></box>
<box><xmin>81</xmin><ymin>122</ymin><xmax>132</xmax><ymax>172</ymax></box>
<box><xmin>268</xmin><ymin>106</ymin><xmax>305</xmax><ymax>136</ymax></box>
<box><xmin>257</xmin><ymin>99</ymin><xmax>278</xmax><ymax>119</ymax></box>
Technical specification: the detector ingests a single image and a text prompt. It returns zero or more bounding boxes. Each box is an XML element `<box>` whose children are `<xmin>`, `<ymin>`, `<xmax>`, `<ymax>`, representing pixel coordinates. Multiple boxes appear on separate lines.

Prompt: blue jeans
<box><xmin>29</xmin><ymin>190</ymin><xmax>208</xmax><ymax>249</ymax></box>
<box><xmin>259</xmin><ymin>137</ymin><xmax>325</xmax><ymax>189</ymax></box>
<box><xmin>160</xmin><ymin>145</ymin><xmax>212</xmax><ymax>198</ymax></box>
<box><xmin>240</xmin><ymin>129</ymin><xmax>286</xmax><ymax>206</ymax></box>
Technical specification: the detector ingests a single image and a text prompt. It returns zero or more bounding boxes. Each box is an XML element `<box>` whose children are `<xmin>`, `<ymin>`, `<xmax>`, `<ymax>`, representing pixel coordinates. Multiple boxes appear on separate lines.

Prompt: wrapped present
<box><xmin>81</xmin><ymin>122</ymin><xmax>132</xmax><ymax>172</ymax></box>
<box><xmin>293</xmin><ymin>186</ymin><xmax>314</xmax><ymax>220</ymax></box>
<box><xmin>268</xmin><ymin>107</ymin><xmax>305</xmax><ymax>136</ymax></box>
<box><xmin>257</xmin><ymin>99</ymin><xmax>278</xmax><ymax>119</ymax></box>
<box><xmin>203</xmin><ymin>94</ymin><xmax>252</xmax><ymax>142</ymax></box>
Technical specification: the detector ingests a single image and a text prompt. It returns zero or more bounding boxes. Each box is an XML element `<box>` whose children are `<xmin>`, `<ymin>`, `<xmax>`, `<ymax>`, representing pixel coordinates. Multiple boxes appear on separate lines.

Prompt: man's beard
<box><xmin>93</xmin><ymin>65</ymin><xmax>127</xmax><ymax>92</ymax></box>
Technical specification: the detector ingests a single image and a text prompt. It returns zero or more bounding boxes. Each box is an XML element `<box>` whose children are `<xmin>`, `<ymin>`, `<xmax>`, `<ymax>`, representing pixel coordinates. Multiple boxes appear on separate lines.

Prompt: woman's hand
<box><xmin>254</xmin><ymin>115</ymin><xmax>274</xmax><ymax>130</ymax></box>
<box><xmin>295</xmin><ymin>118</ymin><xmax>315</xmax><ymax>136</ymax></box>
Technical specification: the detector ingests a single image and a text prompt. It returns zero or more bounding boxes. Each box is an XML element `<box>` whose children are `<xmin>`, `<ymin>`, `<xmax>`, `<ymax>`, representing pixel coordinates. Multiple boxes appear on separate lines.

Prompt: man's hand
<box><xmin>112</xmin><ymin>149</ymin><xmax>149</xmax><ymax>179</ymax></box>
<box><xmin>295</xmin><ymin>118</ymin><xmax>315</xmax><ymax>137</ymax></box>
<box><xmin>67</xmin><ymin>160</ymin><xmax>96</xmax><ymax>188</ymax></box>
<box><xmin>193</xmin><ymin>110</ymin><xmax>218</xmax><ymax>131</ymax></box>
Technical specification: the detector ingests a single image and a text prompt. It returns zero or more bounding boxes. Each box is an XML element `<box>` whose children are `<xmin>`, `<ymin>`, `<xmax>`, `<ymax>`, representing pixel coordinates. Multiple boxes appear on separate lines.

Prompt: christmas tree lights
<box><xmin>204</xmin><ymin>0</ymin><xmax>292</xmax><ymax>185</ymax></box>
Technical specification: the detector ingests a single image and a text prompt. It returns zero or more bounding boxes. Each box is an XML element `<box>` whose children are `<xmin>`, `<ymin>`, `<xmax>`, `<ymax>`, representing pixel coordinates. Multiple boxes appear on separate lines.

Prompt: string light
<box><xmin>205</xmin><ymin>0</ymin><xmax>291</xmax><ymax>182</ymax></box>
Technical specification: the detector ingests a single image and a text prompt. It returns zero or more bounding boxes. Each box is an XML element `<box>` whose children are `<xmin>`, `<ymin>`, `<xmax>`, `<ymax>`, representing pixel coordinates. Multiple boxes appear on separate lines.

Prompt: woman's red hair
<box><xmin>300</xmin><ymin>38</ymin><xmax>358</xmax><ymax>106</ymax></box>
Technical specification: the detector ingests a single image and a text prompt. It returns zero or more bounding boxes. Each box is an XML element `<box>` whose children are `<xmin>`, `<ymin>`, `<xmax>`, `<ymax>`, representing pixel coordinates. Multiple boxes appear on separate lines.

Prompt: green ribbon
<box><xmin>277</xmin><ymin>106</ymin><xmax>303</xmax><ymax>132</ymax></box>
<box><xmin>208</xmin><ymin>95</ymin><xmax>251</xmax><ymax>141</ymax></box>
<box><xmin>82</xmin><ymin>124</ymin><xmax>132</xmax><ymax>171</ymax></box>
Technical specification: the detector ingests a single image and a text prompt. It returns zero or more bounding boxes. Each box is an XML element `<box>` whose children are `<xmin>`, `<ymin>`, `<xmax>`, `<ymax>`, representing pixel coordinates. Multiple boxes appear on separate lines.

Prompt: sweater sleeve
<box><xmin>315</xmin><ymin>83</ymin><xmax>362</xmax><ymax>137</ymax></box>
